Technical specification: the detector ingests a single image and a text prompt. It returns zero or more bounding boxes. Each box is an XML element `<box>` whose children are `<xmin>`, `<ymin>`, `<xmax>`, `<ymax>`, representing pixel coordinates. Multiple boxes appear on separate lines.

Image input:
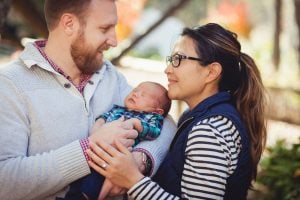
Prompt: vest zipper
<box><xmin>170</xmin><ymin>117</ymin><xmax>194</xmax><ymax>149</ymax></box>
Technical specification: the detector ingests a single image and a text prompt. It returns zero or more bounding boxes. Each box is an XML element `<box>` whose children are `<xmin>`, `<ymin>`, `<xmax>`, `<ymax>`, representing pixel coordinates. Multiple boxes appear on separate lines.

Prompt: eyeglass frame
<box><xmin>166</xmin><ymin>53</ymin><xmax>205</xmax><ymax>68</ymax></box>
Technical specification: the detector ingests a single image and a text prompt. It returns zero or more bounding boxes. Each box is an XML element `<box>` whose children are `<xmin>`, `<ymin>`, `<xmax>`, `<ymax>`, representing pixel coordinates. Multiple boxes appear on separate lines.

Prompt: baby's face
<box><xmin>125</xmin><ymin>82</ymin><xmax>163</xmax><ymax>113</ymax></box>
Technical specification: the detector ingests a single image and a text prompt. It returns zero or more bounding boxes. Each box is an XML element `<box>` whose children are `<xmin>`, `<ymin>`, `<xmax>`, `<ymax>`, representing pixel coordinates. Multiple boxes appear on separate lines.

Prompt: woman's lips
<box><xmin>168</xmin><ymin>79</ymin><xmax>177</xmax><ymax>86</ymax></box>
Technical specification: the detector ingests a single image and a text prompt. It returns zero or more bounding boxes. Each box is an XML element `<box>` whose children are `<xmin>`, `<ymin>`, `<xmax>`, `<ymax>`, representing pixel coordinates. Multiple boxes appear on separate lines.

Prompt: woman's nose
<box><xmin>164</xmin><ymin>64</ymin><xmax>172</xmax><ymax>74</ymax></box>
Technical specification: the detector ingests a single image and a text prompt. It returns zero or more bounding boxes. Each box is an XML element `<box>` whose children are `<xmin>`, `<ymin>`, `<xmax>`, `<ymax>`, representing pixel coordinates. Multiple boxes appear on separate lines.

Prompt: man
<box><xmin>0</xmin><ymin>0</ymin><xmax>176</xmax><ymax>199</ymax></box>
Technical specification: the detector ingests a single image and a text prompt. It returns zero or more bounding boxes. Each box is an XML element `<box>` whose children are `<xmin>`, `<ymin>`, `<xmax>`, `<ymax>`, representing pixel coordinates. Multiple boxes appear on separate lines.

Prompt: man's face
<box><xmin>71</xmin><ymin>0</ymin><xmax>118</xmax><ymax>74</ymax></box>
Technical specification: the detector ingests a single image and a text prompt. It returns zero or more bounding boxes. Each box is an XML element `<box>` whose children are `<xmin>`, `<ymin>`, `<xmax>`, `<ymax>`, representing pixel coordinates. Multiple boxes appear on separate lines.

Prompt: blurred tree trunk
<box><xmin>1</xmin><ymin>0</ymin><xmax>47</xmax><ymax>47</ymax></box>
<box><xmin>11</xmin><ymin>0</ymin><xmax>48</xmax><ymax>37</ymax></box>
<box><xmin>0</xmin><ymin>0</ymin><xmax>11</xmax><ymax>30</ymax></box>
<box><xmin>267</xmin><ymin>87</ymin><xmax>300</xmax><ymax>125</ymax></box>
<box><xmin>0</xmin><ymin>0</ymin><xmax>22</xmax><ymax>48</ymax></box>
<box><xmin>111</xmin><ymin>0</ymin><xmax>191</xmax><ymax>65</ymax></box>
<box><xmin>294</xmin><ymin>0</ymin><xmax>300</xmax><ymax>68</ymax></box>
<box><xmin>273</xmin><ymin>0</ymin><xmax>282</xmax><ymax>70</ymax></box>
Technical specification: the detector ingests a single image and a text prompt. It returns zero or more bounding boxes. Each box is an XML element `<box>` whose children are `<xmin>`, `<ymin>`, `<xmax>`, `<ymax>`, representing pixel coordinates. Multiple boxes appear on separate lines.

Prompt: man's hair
<box><xmin>44</xmin><ymin>0</ymin><xmax>92</xmax><ymax>30</ymax></box>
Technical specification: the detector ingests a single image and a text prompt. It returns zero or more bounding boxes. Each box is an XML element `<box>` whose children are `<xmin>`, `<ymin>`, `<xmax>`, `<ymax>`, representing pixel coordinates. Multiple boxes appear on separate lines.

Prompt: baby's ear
<box><xmin>155</xmin><ymin>108</ymin><xmax>164</xmax><ymax>115</ymax></box>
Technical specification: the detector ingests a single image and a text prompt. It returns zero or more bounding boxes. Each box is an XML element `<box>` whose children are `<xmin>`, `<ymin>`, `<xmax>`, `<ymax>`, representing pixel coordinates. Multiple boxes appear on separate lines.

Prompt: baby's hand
<box><xmin>98</xmin><ymin>179</ymin><xmax>126</xmax><ymax>200</ymax></box>
<box><xmin>98</xmin><ymin>179</ymin><xmax>113</xmax><ymax>200</ymax></box>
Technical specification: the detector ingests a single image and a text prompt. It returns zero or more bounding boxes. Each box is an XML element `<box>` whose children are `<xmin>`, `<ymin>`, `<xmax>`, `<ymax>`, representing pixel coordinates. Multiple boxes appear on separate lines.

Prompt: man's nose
<box><xmin>107</xmin><ymin>28</ymin><xmax>118</xmax><ymax>47</ymax></box>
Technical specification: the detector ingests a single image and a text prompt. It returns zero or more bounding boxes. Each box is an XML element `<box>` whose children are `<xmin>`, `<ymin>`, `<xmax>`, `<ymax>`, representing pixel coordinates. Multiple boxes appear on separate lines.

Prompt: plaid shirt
<box><xmin>98</xmin><ymin>105</ymin><xmax>164</xmax><ymax>145</ymax></box>
<box><xmin>34</xmin><ymin>40</ymin><xmax>91</xmax><ymax>94</ymax></box>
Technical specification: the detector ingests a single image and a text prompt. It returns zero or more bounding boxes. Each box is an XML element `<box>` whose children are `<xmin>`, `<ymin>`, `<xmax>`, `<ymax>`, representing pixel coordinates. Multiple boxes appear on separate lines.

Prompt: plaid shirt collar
<box><xmin>33</xmin><ymin>40</ymin><xmax>91</xmax><ymax>94</ymax></box>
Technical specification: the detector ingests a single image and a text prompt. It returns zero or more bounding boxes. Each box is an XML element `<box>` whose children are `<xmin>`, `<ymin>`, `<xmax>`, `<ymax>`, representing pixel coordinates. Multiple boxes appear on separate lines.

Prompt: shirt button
<box><xmin>88</xmin><ymin>80</ymin><xmax>94</xmax><ymax>85</ymax></box>
<box><xmin>64</xmin><ymin>83</ymin><xmax>71</xmax><ymax>88</ymax></box>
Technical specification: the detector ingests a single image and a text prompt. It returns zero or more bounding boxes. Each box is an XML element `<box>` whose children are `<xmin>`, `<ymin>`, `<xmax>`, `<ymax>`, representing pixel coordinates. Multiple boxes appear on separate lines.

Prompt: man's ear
<box><xmin>206</xmin><ymin>62</ymin><xmax>222</xmax><ymax>83</ymax></box>
<box><xmin>59</xmin><ymin>13</ymin><xmax>79</xmax><ymax>36</ymax></box>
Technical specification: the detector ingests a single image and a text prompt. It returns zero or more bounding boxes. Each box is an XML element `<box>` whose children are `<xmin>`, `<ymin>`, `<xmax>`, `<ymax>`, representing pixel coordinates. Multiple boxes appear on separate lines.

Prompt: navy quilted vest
<box><xmin>153</xmin><ymin>92</ymin><xmax>252</xmax><ymax>199</ymax></box>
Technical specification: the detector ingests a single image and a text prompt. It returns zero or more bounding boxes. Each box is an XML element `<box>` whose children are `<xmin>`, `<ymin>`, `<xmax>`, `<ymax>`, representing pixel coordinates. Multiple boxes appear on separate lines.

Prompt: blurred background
<box><xmin>0</xmin><ymin>0</ymin><xmax>300</xmax><ymax>199</ymax></box>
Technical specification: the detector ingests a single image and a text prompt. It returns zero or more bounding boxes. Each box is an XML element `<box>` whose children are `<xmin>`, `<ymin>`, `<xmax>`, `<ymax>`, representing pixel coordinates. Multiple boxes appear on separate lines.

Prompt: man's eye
<box><xmin>99</xmin><ymin>27</ymin><xmax>109</xmax><ymax>32</ymax></box>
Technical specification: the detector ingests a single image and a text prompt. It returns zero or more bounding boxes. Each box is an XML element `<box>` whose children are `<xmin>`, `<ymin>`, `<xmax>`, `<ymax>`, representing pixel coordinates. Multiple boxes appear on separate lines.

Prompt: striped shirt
<box><xmin>127</xmin><ymin>115</ymin><xmax>242</xmax><ymax>200</ymax></box>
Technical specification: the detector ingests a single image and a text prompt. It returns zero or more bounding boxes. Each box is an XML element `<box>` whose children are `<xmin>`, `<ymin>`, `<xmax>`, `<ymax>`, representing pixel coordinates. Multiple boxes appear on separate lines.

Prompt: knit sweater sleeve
<box><xmin>0</xmin><ymin>75</ymin><xmax>90</xmax><ymax>200</ymax></box>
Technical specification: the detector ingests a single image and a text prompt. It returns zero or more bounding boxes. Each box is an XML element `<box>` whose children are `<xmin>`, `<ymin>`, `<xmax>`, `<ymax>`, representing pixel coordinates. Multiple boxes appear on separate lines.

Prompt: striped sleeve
<box><xmin>181</xmin><ymin>115</ymin><xmax>241</xmax><ymax>199</ymax></box>
<box><xmin>127</xmin><ymin>177</ymin><xmax>180</xmax><ymax>200</ymax></box>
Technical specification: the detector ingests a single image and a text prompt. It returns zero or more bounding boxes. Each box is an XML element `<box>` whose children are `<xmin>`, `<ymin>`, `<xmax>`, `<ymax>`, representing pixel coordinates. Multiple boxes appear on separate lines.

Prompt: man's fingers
<box><xmin>128</xmin><ymin>147</ymin><xmax>133</xmax><ymax>152</ymax></box>
<box><xmin>123</xmin><ymin>130</ymin><xmax>138</xmax><ymax>139</ymax></box>
<box><xmin>120</xmin><ymin>120</ymin><xmax>133</xmax><ymax>129</ymax></box>
<box><xmin>118</xmin><ymin>138</ymin><xmax>134</xmax><ymax>148</ymax></box>
<box><xmin>115</xmin><ymin>139</ymin><xmax>131</xmax><ymax>155</ymax></box>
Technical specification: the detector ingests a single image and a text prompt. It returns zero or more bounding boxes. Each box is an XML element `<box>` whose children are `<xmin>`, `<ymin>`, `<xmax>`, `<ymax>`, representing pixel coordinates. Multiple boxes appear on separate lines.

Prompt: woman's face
<box><xmin>164</xmin><ymin>36</ymin><xmax>211</xmax><ymax>109</ymax></box>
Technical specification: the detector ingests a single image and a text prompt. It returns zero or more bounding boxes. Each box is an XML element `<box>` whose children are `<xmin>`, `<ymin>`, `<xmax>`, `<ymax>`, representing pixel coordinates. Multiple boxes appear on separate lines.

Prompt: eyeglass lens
<box><xmin>166</xmin><ymin>54</ymin><xmax>181</xmax><ymax>68</ymax></box>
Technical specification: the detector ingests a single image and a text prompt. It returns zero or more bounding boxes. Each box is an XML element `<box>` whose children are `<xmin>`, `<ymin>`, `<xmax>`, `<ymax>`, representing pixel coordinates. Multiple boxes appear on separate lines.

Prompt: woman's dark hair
<box><xmin>181</xmin><ymin>23</ymin><xmax>267</xmax><ymax>181</ymax></box>
<box><xmin>44</xmin><ymin>0</ymin><xmax>92</xmax><ymax>30</ymax></box>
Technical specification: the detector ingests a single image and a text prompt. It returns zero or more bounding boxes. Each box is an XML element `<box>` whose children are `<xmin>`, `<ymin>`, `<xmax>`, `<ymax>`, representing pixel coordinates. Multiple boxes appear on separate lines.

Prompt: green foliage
<box><xmin>145</xmin><ymin>0</ymin><xmax>208</xmax><ymax>27</ymax></box>
<box><xmin>257</xmin><ymin>139</ymin><xmax>300</xmax><ymax>200</ymax></box>
<box><xmin>129</xmin><ymin>48</ymin><xmax>162</xmax><ymax>60</ymax></box>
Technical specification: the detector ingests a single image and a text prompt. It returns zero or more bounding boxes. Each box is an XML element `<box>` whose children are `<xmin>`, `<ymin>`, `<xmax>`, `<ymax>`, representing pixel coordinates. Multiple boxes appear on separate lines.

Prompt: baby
<box><xmin>61</xmin><ymin>81</ymin><xmax>171</xmax><ymax>200</ymax></box>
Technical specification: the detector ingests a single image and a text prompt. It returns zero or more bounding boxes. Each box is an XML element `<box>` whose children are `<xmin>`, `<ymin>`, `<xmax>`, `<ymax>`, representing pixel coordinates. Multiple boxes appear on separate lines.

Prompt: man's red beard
<box><xmin>70</xmin><ymin>31</ymin><xmax>104</xmax><ymax>75</ymax></box>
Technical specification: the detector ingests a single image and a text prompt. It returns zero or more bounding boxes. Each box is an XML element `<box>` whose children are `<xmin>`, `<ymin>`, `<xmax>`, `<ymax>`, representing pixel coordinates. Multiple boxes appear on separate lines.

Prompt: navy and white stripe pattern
<box><xmin>127</xmin><ymin>115</ymin><xmax>241</xmax><ymax>200</ymax></box>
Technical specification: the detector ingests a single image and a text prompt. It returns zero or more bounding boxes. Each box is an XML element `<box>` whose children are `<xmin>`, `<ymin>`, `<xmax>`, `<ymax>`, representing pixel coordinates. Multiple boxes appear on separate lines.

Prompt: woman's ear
<box><xmin>206</xmin><ymin>62</ymin><xmax>222</xmax><ymax>83</ymax></box>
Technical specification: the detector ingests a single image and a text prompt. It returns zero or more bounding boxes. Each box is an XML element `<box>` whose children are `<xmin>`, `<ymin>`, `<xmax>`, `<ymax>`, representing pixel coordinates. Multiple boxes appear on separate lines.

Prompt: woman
<box><xmin>87</xmin><ymin>23</ymin><xmax>267</xmax><ymax>199</ymax></box>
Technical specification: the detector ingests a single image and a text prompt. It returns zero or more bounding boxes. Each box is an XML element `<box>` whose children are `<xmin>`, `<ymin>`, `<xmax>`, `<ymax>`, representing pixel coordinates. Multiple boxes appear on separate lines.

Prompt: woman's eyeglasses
<box><xmin>166</xmin><ymin>53</ymin><xmax>204</xmax><ymax>68</ymax></box>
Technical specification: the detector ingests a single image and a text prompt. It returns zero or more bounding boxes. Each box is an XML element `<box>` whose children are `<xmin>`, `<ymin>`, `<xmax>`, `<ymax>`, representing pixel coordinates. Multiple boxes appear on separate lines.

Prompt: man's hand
<box><xmin>125</xmin><ymin>118</ymin><xmax>142</xmax><ymax>133</ymax></box>
<box><xmin>90</xmin><ymin>118</ymin><xmax>105</xmax><ymax>135</ymax></box>
<box><xmin>89</xmin><ymin>118</ymin><xmax>138</xmax><ymax>148</ymax></box>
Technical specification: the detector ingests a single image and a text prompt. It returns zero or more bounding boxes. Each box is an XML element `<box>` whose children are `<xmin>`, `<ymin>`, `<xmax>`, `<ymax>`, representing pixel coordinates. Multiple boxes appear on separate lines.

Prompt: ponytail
<box><xmin>234</xmin><ymin>52</ymin><xmax>267</xmax><ymax>180</ymax></box>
